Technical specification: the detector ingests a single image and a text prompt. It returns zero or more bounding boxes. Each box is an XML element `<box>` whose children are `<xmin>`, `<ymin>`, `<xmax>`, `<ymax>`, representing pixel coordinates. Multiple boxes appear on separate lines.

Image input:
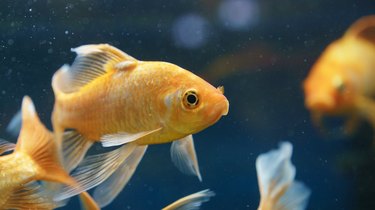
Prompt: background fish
<box><xmin>51</xmin><ymin>44</ymin><xmax>229</xmax><ymax>207</ymax></box>
<box><xmin>303</xmin><ymin>15</ymin><xmax>375</xmax><ymax>136</ymax></box>
<box><xmin>0</xmin><ymin>96</ymin><xmax>76</xmax><ymax>209</ymax></box>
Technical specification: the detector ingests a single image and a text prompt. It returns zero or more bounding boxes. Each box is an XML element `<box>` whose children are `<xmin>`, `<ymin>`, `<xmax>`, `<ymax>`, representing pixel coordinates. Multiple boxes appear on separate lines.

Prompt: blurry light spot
<box><xmin>172</xmin><ymin>13</ymin><xmax>210</xmax><ymax>49</ymax></box>
<box><xmin>218</xmin><ymin>0</ymin><xmax>260</xmax><ymax>31</ymax></box>
<box><xmin>65</xmin><ymin>30</ymin><xmax>69</xmax><ymax>34</ymax></box>
<box><xmin>7</xmin><ymin>39</ymin><xmax>14</xmax><ymax>46</ymax></box>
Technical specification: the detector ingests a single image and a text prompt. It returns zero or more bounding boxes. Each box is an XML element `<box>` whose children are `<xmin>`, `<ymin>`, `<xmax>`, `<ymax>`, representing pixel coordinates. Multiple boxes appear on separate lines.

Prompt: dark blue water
<box><xmin>1</xmin><ymin>1</ymin><xmax>375</xmax><ymax>209</ymax></box>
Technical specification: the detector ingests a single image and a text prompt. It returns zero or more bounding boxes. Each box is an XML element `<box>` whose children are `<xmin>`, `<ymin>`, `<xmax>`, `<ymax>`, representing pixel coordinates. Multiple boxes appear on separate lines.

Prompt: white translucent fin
<box><xmin>93</xmin><ymin>145</ymin><xmax>147</xmax><ymax>207</ymax></box>
<box><xmin>6</xmin><ymin>109</ymin><xmax>22</xmax><ymax>137</ymax></box>
<box><xmin>278</xmin><ymin>181</ymin><xmax>311</xmax><ymax>210</ymax></box>
<box><xmin>162</xmin><ymin>189</ymin><xmax>215</xmax><ymax>210</ymax></box>
<box><xmin>0</xmin><ymin>138</ymin><xmax>15</xmax><ymax>155</ymax></box>
<box><xmin>101</xmin><ymin>127</ymin><xmax>162</xmax><ymax>147</ymax></box>
<box><xmin>4</xmin><ymin>182</ymin><xmax>57</xmax><ymax>210</ymax></box>
<box><xmin>79</xmin><ymin>192</ymin><xmax>100</xmax><ymax>210</ymax></box>
<box><xmin>170</xmin><ymin>135</ymin><xmax>202</xmax><ymax>181</ymax></box>
<box><xmin>54</xmin><ymin>44</ymin><xmax>136</xmax><ymax>93</ymax></box>
<box><xmin>41</xmin><ymin>181</ymin><xmax>70</xmax><ymax>209</ymax></box>
<box><xmin>54</xmin><ymin>143</ymin><xmax>137</xmax><ymax>201</ymax></box>
<box><xmin>62</xmin><ymin>130</ymin><xmax>93</xmax><ymax>172</ymax></box>
<box><xmin>256</xmin><ymin>142</ymin><xmax>311</xmax><ymax>210</ymax></box>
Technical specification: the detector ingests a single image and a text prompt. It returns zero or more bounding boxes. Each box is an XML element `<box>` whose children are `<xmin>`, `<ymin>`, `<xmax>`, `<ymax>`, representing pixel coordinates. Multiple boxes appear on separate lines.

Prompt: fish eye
<box><xmin>332</xmin><ymin>75</ymin><xmax>345</xmax><ymax>93</ymax></box>
<box><xmin>336</xmin><ymin>82</ymin><xmax>346</xmax><ymax>93</ymax></box>
<box><xmin>183</xmin><ymin>90</ymin><xmax>199</xmax><ymax>109</ymax></box>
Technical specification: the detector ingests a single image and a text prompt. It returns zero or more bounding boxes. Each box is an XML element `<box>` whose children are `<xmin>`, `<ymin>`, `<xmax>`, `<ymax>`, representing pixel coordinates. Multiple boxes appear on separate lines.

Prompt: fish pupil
<box><xmin>187</xmin><ymin>94</ymin><xmax>197</xmax><ymax>105</ymax></box>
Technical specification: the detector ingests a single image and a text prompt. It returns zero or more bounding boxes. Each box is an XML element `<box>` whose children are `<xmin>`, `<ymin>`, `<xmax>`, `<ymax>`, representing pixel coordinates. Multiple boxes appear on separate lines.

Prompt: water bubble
<box><xmin>7</xmin><ymin>39</ymin><xmax>14</xmax><ymax>46</ymax></box>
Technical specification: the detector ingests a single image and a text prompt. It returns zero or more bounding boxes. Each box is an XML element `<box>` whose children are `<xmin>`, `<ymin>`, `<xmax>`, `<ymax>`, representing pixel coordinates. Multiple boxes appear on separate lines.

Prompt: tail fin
<box><xmin>79</xmin><ymin>192</ymin><xmax>100</xmax><ymax>210</ymax></box>
<box><xmin>3</xmin><ymin>182</ymin><xmax>57</xmax><ymax>210</ymax></box>
<box><xmin>15</xmin><ymin>96</ymin><xmax>77</xmax><ymax>187</ymax></box>
<box><xmin>256</xmin><ymin>142</ymin><xmax>311</xmax><ymax>210</ymax></box>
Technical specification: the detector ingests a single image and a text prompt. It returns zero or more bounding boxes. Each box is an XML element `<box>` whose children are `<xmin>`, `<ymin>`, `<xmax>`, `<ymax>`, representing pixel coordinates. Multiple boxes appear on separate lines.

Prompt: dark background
<box><xmin>1</xmin><ymin>1</ymin><xmax>375</xmax><ymax>209</ymax></box>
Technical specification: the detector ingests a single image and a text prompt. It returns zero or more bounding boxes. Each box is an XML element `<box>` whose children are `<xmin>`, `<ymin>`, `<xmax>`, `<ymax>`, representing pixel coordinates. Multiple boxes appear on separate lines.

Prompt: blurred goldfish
<box><xmin>51</xmin><ymin>44</ymin><xmax>229</xmax><ymax>206</ymax></box>
<box><xmin>304</xmin><ymin>16</ymin><xmax>375</xmax><ymax>134</ymax></box>
<box><xmin>0</xmin><ymin>96</ymin><xmax>77</xmax><ymax>209</ymax></box>
<box><xmin>162</xmin><ymin>189</ymin><xmax>215</xmax><ymax>210</ymax></box>
<box><xmin>256</xmin><ymin>142</ymin><xmax>311</xmax><ymax>210</ymax></box>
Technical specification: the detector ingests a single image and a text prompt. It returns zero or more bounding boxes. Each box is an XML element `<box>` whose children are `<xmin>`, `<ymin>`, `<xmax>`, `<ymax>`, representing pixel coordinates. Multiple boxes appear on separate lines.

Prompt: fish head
<box><xmin>303</xmin><ymin>39</ymin><xmax>358</xmax><ymax>114</ymax></box>
<box><xmin>163</xmin><ymin>71</ymin><xmax>229</xmax><ymax>135</ymax></box>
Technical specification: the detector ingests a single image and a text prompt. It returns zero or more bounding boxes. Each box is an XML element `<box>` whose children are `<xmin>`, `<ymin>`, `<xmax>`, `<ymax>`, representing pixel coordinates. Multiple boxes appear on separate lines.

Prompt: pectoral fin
<box><xmin>100</xmin><ymin>127</ymin><xmax>162</xmax><ymax>147</ymax></box>
<box><xmin>170</xmin><ymin>135</ymin><xmax>202</xmax><ymax>181</ymax></box>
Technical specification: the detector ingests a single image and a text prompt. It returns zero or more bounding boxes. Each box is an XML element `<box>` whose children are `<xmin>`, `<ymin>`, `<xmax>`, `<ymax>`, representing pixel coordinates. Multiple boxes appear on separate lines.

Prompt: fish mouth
<box><xmin>220</xmin><ymin>99</ymin><xmax>229</xmax><ymax>116</ymax></box>
<box><xmin>208</xmin><ymin>95</ymin><xmax>229</xmax><ymax>124</ymax></box>
<box><xmin>305</xmin><ymin>94</ymin><xmax>335</xmax><ymax>112</ymax></box>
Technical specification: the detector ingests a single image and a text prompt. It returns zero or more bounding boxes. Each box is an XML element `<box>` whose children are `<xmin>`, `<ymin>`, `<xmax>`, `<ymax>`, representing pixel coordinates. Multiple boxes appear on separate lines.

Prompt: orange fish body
<box><xmin>0</xmin><ymin>96</ymin><xmax>77</xmax><ymax>209</ymax></box>
<box><xmin>52</xmin><ymin>44</ymin><xmax>229</xmax><ymax>207</ymax></box>
<box><xmin>53</xmin><ymin>60</ymin><xmax>227</xmax><ymax>145</ymax></box>
<box><xmin>303</xmin><ymin>16</ymin><xmax>375</xmax><ymax>131</ymax></box>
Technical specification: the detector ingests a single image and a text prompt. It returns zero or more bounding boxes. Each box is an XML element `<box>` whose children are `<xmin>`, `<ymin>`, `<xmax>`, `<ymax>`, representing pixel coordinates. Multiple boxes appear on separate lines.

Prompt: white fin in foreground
<box><xmin>256</xmin><ymin>142</ymin><xmax>311</xmax><ymax>210</ymax></box>
<box><xmin>93</xmin><ymin>145</ymin><xmax>147</xmax><ymax>207</ymax></box>
<box><xmin>54</xmin><ymin>143</ymin><xmax>137</xmax><ymax>201</ymax></box>
<box><xmin>162</xmin><ymin>189</ymin><xmax>215</xmax><ymax>210</ymax></box>
<box><xmin>101</xmin><ymin>127</ymin><xmax>162</xmax><ymax>147</ymax></box>
<box><xmin>171</xmin><ymin>135</ymin><xmax>202</xmax><ymax>181</ymax></box>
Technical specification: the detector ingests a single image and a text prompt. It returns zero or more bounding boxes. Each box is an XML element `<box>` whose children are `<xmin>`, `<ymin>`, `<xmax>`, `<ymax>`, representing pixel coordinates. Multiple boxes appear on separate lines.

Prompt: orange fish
<box><xmin>0</xmin><ymin>96</ymin><xmax>77</xmax><ymax>209</ymax></box>
<box><xmin>303</xmin><ymin>15</ymin><xmax>375</xmax><ymax>134</ymax></box>
<box><xmin>256</xmin><ymin>142</ymin><xmax>311</xmax><ymax>210</ymax></box>
<box><xmin>51</xmin><ymin>44</ymin><xmax>229</xmax><ymax>206</ymax></box>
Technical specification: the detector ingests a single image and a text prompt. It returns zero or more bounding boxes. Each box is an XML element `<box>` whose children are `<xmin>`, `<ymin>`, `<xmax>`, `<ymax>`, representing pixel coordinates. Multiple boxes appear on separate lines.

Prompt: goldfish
<box><xmin>303</xmin><ymin>16</ymin><xmax>375</xmax><ymax>134</ymax></box>
<box><xmin>256</xmin><ymin>142</ymin><xmax>311</xmax><ymax>210</ymax></box>
<box><xmin>0</xmin><ymin>96</ymin><xmax>77</xmax><ymax>209</ymax></box>
<box><xmin>51</xmin><ymin>44</ymin><xmax>229</xmax><ymax>206</ymax></box>
<box><xmin>162</xmin><ymin>189</ymin><xmax>215</xmax><ymax>210</ymax></box>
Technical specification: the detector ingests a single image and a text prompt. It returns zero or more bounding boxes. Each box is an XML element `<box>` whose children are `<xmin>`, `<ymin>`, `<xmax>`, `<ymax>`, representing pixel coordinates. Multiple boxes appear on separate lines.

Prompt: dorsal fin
<box><xmin>345</xmin><ymin>15</ymin><xmax>375</xmax><ymax>45</ymax></box>
<box><xmin>55</xmin><ymin>44</ymin><xmax>137</xmax><ymax>93</ymax></box>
